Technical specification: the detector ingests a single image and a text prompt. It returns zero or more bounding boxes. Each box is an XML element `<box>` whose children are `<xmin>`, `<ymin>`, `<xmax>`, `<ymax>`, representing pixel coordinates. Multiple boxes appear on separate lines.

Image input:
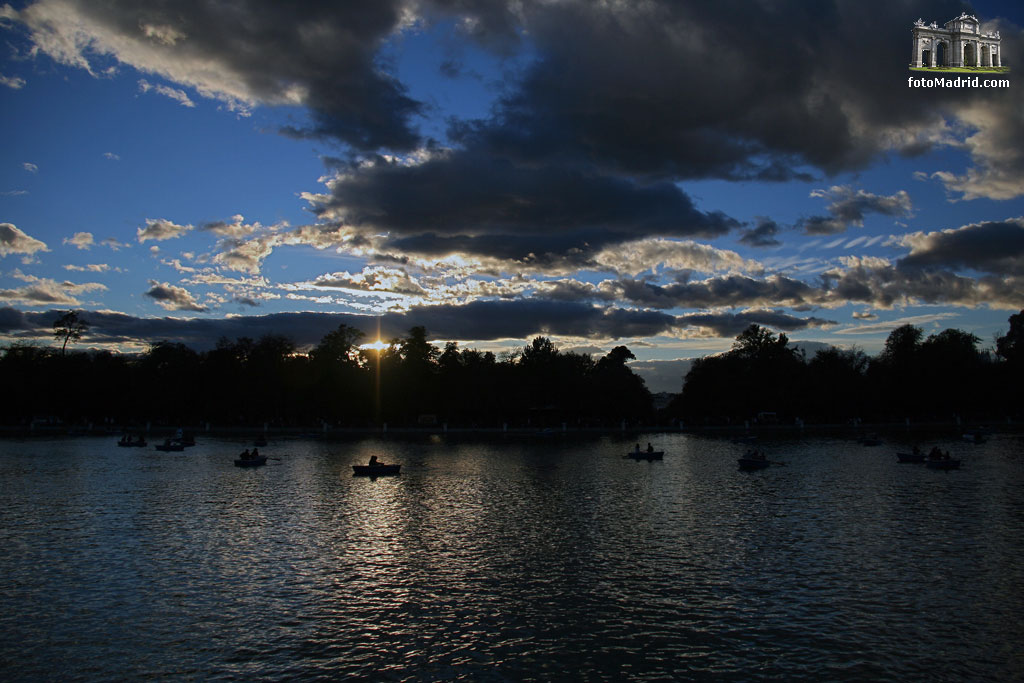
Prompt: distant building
<box><xmin>911</xmin><ymin>13</ymin><xmax>1001</xmax><ymax>68</ymax></box>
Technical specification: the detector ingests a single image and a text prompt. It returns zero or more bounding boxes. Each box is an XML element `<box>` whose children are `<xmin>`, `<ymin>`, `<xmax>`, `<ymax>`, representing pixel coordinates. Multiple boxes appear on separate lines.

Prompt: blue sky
<box><xmin>2</xmin><ymin>0</ymin><xmax>1023</xmax><ymax>391</ymax></box>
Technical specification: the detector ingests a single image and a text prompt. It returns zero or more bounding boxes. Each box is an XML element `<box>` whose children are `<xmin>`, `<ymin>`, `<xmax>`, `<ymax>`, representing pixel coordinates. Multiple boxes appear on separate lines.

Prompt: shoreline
<box><xmin>2</xmin><ymin>419</ymin><xmax>1019</xmax><ymax>440</ymax></box>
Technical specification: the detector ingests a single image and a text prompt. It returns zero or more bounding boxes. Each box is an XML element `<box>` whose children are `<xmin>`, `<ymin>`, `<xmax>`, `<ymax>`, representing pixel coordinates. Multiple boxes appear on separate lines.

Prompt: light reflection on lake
<box><xmin>1</xmin><ymin>432</ymin><xmax>1022</xmax><ymax>680</ymax></box>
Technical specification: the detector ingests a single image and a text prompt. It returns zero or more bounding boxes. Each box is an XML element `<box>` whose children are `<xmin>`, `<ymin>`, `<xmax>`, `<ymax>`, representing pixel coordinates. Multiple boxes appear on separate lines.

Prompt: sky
<box><xmin>1</xmin><ymin>0</ymin><xmax>1023</xmax><ymax>392</ymax></box>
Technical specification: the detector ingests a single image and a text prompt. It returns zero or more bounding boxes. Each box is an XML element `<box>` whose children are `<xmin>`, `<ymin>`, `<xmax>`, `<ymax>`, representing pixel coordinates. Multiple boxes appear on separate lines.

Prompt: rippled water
<box><xmin>2</xmin><ymin>431</ymin><xmax>1022</xmax><ymax>680</ymax></box>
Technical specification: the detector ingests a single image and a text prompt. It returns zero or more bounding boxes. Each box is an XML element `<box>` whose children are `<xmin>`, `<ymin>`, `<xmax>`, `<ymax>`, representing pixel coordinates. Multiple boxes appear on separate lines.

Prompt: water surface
<box><xmin>2</xmin><ymin>432</ymin><xmax>1022</xmax><ymax>680</ymax></box>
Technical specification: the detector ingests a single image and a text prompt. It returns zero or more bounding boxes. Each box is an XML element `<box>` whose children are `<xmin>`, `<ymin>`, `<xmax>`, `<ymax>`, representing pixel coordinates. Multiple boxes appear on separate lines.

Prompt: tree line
<box><xmin>670</xmin><ymin>309</ymin><xmax>1024</xmax><ymax>425</ymax></box>
<box><xmin>0</xmin><ymin>318</ymin><xmax>652</xmax><ymax>428</ymax></box>
<box><xmin>2</xmin><ymin>309</ymin><xmax>1021</xmax><ymax>428</ymax></box>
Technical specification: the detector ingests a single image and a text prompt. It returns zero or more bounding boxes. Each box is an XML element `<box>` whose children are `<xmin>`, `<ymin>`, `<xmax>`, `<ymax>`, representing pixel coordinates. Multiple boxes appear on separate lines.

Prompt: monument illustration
<box><xmin>910</xmin><ymin>13</ymin><xmax>1003</xmax><ymax>70</ymax></box>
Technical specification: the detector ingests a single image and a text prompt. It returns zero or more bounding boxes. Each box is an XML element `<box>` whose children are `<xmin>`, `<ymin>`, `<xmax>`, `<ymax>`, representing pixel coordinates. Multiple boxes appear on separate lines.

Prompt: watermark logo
<box><xmin>909</xmin><ymin>12</ymin><xmax>1009</xmax><ymax>86</ymax></box>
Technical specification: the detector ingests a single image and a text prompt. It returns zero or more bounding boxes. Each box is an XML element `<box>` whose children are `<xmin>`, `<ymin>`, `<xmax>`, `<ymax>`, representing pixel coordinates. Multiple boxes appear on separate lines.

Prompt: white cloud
<box><xmin>138</xmin><ymin>78</ymin><xmax>195</xmax><ymax>107</ymax></box>
<box><xmin>22</xmin><ymin>162</ymin><xmax>38</xmax><ymax>173</ymax></box>
<box><xmin>137</xmin><ymin>218</ymin><xmax>192</xmax><ymax>243</ymax></box>
<box><xmin>0</xmin><ymin>223</ymin><xmax>49</xmax><ymax>257</ymax></box>
<box><xmin>103</xmin><ymin>152</ymin><xmax>120</xmax><ymax>161</ymax></box>
<box><xmin>1</xmin><ymin>74</ymin><xmax>26</xmax><ymax>89</ymax></box>
<box><xmin>63</xmin><ymin>231</ymin><xmax>94</xmax><ymax>250</ymax></box>
<box><xmin>144</xmin><ymin>280</ymin><xmax>207</xmax><ymax>311</ymax></box>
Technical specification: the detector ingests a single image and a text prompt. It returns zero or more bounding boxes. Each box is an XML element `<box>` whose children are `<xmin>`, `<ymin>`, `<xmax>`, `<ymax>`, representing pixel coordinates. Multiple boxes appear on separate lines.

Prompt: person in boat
<box><xmin>929</xmin><ymin>446</ymin><xmax>942</xmax><ymax>460</ymax></box>
<box><xmin>250</xmin><ymin>448</ymin><xmax>259</xmax><ymax>460</ymax></box>
<box><xmin>240</xmin><ymin>448</ymin><xmax>250</xmax><ymax>459</ymax></box>
<box><xmin>646</xmin><ymin>443</ymin><xmax>654</xmax><ymax>453</ymax></box>
<box><xmin>634</xmin><ymin>443</ymin><xmax>641</xmax><ymax>453</ymax></box>
<box><xmin>369</xmin><ymin>455</ymin><xmax>380</xmax><ymax>467</ymax></box>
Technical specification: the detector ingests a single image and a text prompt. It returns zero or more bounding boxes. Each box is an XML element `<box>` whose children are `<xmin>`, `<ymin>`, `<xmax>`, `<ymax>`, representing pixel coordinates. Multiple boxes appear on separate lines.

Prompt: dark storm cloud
<box><xmin>313</xmin><ymin>151</ymin><xmax>738</xmax><ymax>260</ymax></box>
<box><xmin>10</xmin><ymin>0</ymin><xmax>422</xmax><ymax>151</ymax></box>
<box><xmin>11</xmin><ymin>0</ymin><xmax>1024</xmax><ymax>197</ymax></box>
<box><xmin>448</xmin><ymin>0</ymin><xmax>987</xmax><ymax>180</ymax></box>
<box><xmin>739</xmin><ymin>218</ymin><xmax>783</xmax><ymax>248</ymax></box>
<box><xmin>900</xmin><ymin>219</ymin><xmax>1024</xmax><ymax>275</ymax></box>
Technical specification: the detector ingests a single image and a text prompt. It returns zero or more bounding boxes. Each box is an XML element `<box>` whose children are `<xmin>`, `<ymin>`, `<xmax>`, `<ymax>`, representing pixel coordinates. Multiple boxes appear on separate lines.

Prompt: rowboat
<box><xmin>234</xmin><ymin>456</ymin><xmax>267</xmax><ymax>467</ymax></box>
<box><xmin>352</xmin><ymin>464</ymin><xmax>401</xmax><ymax>476</ymax></box>
<box><xmin>625</xmin><ymin>451</ymin><xmax>663</xmax><ymax>461</ymax></box>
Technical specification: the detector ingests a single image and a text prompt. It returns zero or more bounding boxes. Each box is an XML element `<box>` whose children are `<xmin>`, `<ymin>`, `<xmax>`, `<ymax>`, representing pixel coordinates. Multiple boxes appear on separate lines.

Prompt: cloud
<box><xmin>1</xmin><ymin>190</ymin><xmax>28</xmax><ymax>197</ymax></box>
<box><xmin>0</xmin><ymin>271</ymin><xmax>106</xmax><ymax>305</ymax></box>
<box><xmin>832</xmin><ymin>312</ymin><xmax>960</xmax><ymax>335</ymax></box>
<box><xmin>64</xmin><ymin>263</ymin><xmax>111</xmax><ymax>272</ymax></box>
<box><xmin>1</xmin><ymin>74</ymin><xmax>26</xmax><ymax>89</ymax></box>
<box><xmin>64</xmin><ymin>231</ymin><xmax>94</xmax><ymax>250</ymax></box>
<box><xmin>22</xmin><ymin>162</ymin><xmax>38</xmax><ymax>173</ymax></box>
<box><xmin>137</xmin><ymin>218</ymin><xmax>192</xmax><ymax>243</ymax></box>
<box><xmin>144</xmin><ymin>280</ymin><xmax>207</xmax><ymax>312</ymax></box>
<box><xmin>201</xmin><ymin>214</ymin><xmax>263</xmax><ymax>239</ymax></box>
<box><xmin>9</xmin><ymin>0</ymin><xmax>1024</xmax><ymax>200</ymax></box>
<box><xmin>739</xmin><ymin>217</ymin><xmax>783</xmax><ymax>248</ymax></box>
<box><xmin>820</xmin><ymin>256</ymin><xmax>1024</xmax><ymax>310</ymax></box>
<box><xmin>0</xmin><ymin>223</ymin><xmax>49</xmax><ymax>257</ymax></box>
<box><xmin>103</xmin><ymin>152</ymin><xmax>120</xmax><ymax>161</ymax></box>
<box><xmin>8</xmin><ymin>0</ymin><xmax>424</xmax><ymax>150</ymax></box>
<box><xmin>306</xmin><ymin>150</ymin><xmax>738</xmax><ymax>266</ymax></box>
<box><xmin>101</xmin><ymin>237</ymin><xmax>129</xmax><ymax>250</ymax></box>
<box><xmin>899</xmin><ymin>218</ymin><xmax>1024</xmax><ymax>275</ymax></box>
<box><xmin>799</xmin><ymin>186</ymin><xmax>913</xmax><ymax>235</ymax></box>
<box><xmin>138</xmin><ymin>78</ymin><xmax>195</xmax><ymax>107</ymax></box>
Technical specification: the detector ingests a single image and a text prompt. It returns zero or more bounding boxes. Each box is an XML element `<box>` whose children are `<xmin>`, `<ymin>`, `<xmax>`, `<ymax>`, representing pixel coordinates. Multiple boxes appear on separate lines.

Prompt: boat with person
<box><xmin>117</xmin><ymin>435</ymin><xmax>147</xmax><ymax>447</ymax></box>
<box><xmin>352</xmin><ymin>463</ymin><xmax>401</xmax><ymax>476</ymax></box>
<box><xmin>738</xmin><ymin>449</ymin><xmax>773</xmax><ymax>470</ymax></box>
<box><xmin>353</xmin><ymin>455</ymin><xmax>401</xmax><ymax>476</ymax></box>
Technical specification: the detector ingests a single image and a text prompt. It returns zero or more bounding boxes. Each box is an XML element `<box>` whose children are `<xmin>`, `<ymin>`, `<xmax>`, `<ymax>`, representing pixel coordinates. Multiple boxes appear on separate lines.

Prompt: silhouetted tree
<box><xmin>52</xmin><ymin>310</ymin><xmax>88</xmax><ymax>356</ymax></box>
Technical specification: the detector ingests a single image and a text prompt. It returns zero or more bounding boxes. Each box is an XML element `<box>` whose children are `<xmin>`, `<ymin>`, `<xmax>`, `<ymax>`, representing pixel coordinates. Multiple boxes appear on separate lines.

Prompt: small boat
<box><xmin>926</xmin><ymin>458</ymin><xmax>961</xmax><ymax>470</ymax></box>
<box><xmin>234</xmin><ymin>456</ymin><xmax>267</xmax><ymax>467</ymax></box>
<box><xmin>352</xmin><ymin>464</ymin><xmax>401</xmax><ymax>476</ymax></box>
<box><xmin>738</xmin><ymin>457</ymin><xmax>772</xmax><ymax>470</ymax></box>
<box><xmin>896</xmin><ymin>451</ymin><xmax>926</xmax><ymax>463</ymax></box>
<box><xmin>624</xmin><ymin>451</ymin><xmax>664</xmax><ymax>461</ymax></box>
<box><xmin>155</xmin><ymin>441</ymin><xmax>185</xmax><ymax>452</ymax></box>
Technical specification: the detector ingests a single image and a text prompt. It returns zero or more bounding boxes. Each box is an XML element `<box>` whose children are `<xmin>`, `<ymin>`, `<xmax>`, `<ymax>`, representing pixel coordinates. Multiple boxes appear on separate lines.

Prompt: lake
<box><xmin>1</xmin><ymin>431</ymin><xmax>1022</xmax><ymax>680</ymax></box>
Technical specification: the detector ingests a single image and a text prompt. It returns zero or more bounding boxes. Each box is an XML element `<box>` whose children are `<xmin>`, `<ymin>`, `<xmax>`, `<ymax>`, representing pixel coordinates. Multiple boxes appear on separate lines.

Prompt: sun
<box><xmin>360</xmin><ymin>339</ymin><xmax>390</xmax><ymax>353</ymax></box>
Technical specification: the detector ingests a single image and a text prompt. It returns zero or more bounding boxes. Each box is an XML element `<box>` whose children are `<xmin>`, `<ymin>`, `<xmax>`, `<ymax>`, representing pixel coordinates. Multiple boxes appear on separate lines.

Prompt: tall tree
<box><xmin>52</xmin><ymin>310</ymin><xmax>88</xmax><ymax>355</ymax></box>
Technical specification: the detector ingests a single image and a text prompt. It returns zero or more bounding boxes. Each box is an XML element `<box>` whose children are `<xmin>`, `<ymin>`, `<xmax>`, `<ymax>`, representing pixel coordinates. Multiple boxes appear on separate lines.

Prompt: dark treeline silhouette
<box><xmin>0</xmin><ymin>323</ymin><xmax>653</xmax><ymax>429</ymax></box>
<box><xmin>671</xmin><ymin>310</ymin><xmax>1024</xmax><ymax>425</ymax></box>
<box><xmin>4</xmin><ymin>310</ymin><xmax>1022</xmax><ymax>429</ymax></box>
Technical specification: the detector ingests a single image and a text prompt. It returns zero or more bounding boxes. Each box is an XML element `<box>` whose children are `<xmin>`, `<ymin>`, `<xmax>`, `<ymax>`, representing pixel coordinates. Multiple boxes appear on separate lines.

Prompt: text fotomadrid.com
<box><xmin>908</xmin><ymin>76</ymin><xmax>1010</xmax><ymax>88</ymax></box>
